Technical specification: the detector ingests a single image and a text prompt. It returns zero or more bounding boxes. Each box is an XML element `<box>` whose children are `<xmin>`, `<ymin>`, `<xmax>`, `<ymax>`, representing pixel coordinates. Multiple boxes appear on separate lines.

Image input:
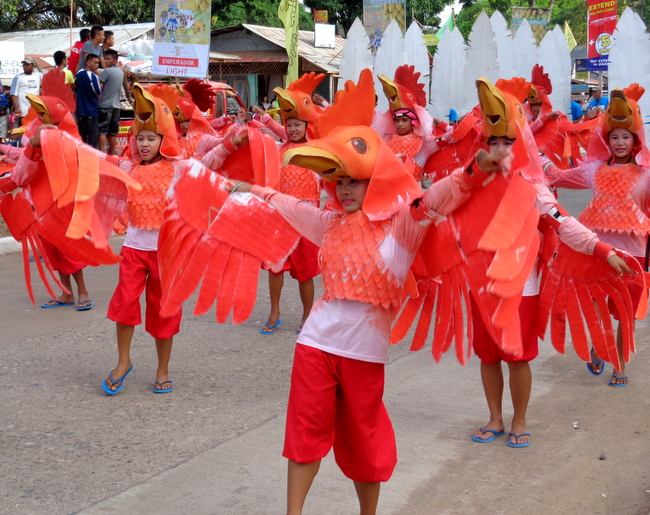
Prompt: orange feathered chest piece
<box><xmin>127</xmin><ymin>160</ymin><xmax>175</xmax><ymax>231</ymax></box>
<box><xmin>579</xmin><ymin>162</ymin><xmax>650</xmax><ymax>237</ymax></box>
<box><xmin>385</xmin><ymin>133</ymin><xmax>424</xmax><ymax>181</ymax></box>
<box><xmin>319</xmin><ymin>210</ymin><xmax>405</xmax><ymax>309</ymax></box>
<box><xmin>278</xmin><ymin>142</ymin><xmax>320</xmax><ymax>202</ymax></box>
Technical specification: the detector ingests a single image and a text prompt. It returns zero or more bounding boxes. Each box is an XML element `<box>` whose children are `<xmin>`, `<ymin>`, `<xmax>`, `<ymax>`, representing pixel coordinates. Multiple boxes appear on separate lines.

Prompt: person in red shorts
<box><xmin>102</xmin><ymin>83</ymin><xmax>247</xmax><ymax>395</ymax></box>
<box><xmin>471</xmin><ymin>135</ymin><xmax>632</xmax><ymax>449</ymax></box>
<box><xmin>253</xmin><ymin>99</ymin><xmax>321</xmax><ymax>335</ymax></box>
<box><xmin>228</xmin><ymin>69</ymin><xmax>496</xmax><ymax>514</ymax></box>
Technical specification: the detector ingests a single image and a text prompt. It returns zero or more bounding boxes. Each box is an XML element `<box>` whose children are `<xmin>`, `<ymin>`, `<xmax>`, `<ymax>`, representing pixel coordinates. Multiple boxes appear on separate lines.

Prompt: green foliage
<box><xmin>455</xmin><ymin>0</ymin><xmax>511</xmax><ymax>39</ymax></box>
<box><xmin>301</xmin><ymin>0</ymin><xmax>455</xmax><ymax>37</ymax></box>
<box><xmin>211</xmin><ymin>0</ymin><xmax>314</xmax><ymax>30</ymax></box>
<box><xmin>0</xmin><ymin>0</ymin><xmax>155</xmax><ymax>32</ymax></box>
<box><xmin>301</xmin><ymin>0</ymin><xmax>362</xmax><ymax>36</ymax></box>
<box><xmin>455</xmin><ymin>0</ymin><xmax>650</xmax><ymax>46</ymax></box>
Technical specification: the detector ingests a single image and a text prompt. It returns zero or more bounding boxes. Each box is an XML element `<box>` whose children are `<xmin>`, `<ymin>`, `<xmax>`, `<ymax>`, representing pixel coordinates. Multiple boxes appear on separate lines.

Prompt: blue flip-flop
<box><xmin>587</xmin><ymin>347</ymin><xmax>605</xmax><ymax>376</ymax></box>
<box><xmin>507</xmin><ymin>432</ymin><xmax>531</xmax><ymax>448</ymax></box>
<box><xmin>102</xmin><ymin>364</ymin><xmax>134</xmax><ymax>395</ymax></box>
<box><xmin>471</xmin><ymin>427</ymin><xmax>505</xmax><ymax>443</ymax></box>
<box><xmin>41</xmin><ymin>299</ymin><xmax>75</xmax><ymax>308</ymax></box>
<box><xmin>296</xmin><ymin>324</ymin><xmax>303</xmax><ymax>335</ymax></box>
<box><xmin>153</xmin><ymin>380</ymin><xmax>174</xmax><ymax>393</ymax></box>
<box><xmin>260</xmin><ymin>319</ymin><xmax>282</xmax><ymax>335</ymax></box>
<box><xmin>608</xmin><ymin>374</ymin><xmax>628</xmax><ymax>387</ymax></box>
<box><xmin>76</xmin><ymin>300</ymin><xmax>94</xmax><ymax>311</ymax></box>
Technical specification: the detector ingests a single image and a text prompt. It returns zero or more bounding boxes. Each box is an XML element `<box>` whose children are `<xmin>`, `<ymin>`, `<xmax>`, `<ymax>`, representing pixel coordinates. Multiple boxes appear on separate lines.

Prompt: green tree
<box><xmin>454</xmin><ymin>0</ymin><xmax>649</xmax><ymax>45</ymax></box>
<box><xmin>0</xmin><ymin>0</ymin><xmax>155</xmax><ymax>32</ymax></box>
<box><xmin>300</xmin><ymin>0</ymin><xmax>456</xmax><ymax>37</ymax></box>
<box><xmin>210</xmin><ymin>0</ymin><xmax>314</xmax><ymax>29</ymax></box>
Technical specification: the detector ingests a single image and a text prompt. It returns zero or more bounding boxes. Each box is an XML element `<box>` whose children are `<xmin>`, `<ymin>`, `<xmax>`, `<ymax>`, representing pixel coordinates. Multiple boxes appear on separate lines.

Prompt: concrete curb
<box><xmin>0</xmin><ymin>235</ymin><xmax>20</xmax><ymax>255</ymax></box>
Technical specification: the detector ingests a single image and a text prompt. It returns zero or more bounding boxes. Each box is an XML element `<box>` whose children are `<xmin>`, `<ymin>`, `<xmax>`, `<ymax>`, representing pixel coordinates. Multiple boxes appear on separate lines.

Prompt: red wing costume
<box><xmin>157</xmin><ymin>122</ymin><xmax>300</xmax><ymax>324</ymax></box>
<box><xmin>0</xmin><ymin>95</ymin><xmax>140</xmax><ymax>303</ymax></box>
<box><xmin>391</xmin><ymin>77</ymin><xmax>644</xmax><ymax>371</ymax></box>
<box><xmin>524</xmin><ymin>65</ymin><xmax>600</xmax><ymax>168</ymax></box>
<box><xmin>41</xmin><ymin>66</ymin><xmax>76</xmax><ymax>113</ymax></box>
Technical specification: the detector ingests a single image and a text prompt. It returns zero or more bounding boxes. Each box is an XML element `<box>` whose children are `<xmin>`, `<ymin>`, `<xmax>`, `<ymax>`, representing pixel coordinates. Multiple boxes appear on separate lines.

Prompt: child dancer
<box><xmin>252</xmin><ymin>78</ymin><xmax>322</xmax><ymax>335</ymax></box>
<box><xmin>469</xmin><ymin>79</ymin><xmax>634</xmax><ymax>450</ymax></box>
<box><xmin>543</xmin><ymin>85</ymin><xmax>649</xmax><ymax>387</ymax></box>
<box><xmin>102</xmin><ymin>84</ymin><xmax>243</xmax><ymax>395</ymax></box>
<box><xmin>374</xmin><ymin>66</ymin><xmax>434</xmax><ymax>183</ymax></box>
<box><xmin>228</xmin><ymin>70</ymin><xmax>497</xmax><ymax>514</ymax></box>
<box><xmin>4</xmin><ymin>94</ymin><xmax>94</xmax><ymax>311</ymax></box>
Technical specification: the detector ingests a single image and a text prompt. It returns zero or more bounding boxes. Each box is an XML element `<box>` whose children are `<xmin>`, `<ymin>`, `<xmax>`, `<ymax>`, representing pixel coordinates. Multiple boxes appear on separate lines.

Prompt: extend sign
<box><xmin>587</xmin><ymin>0</ymin><xmax>617</xmax><ymax>71</ymax></box>
<box><xmin>152</xmin><ymin>0</ymin><xmax>211</xmax><ymax>78</ymax></box>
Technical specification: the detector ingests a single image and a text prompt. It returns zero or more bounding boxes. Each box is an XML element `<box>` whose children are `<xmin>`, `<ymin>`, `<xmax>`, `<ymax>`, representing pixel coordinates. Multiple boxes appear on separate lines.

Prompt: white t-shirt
<box><xmin>11</xmin><ymin>72</ymin><xmax>42</xmax><ymax>114</ymax></box>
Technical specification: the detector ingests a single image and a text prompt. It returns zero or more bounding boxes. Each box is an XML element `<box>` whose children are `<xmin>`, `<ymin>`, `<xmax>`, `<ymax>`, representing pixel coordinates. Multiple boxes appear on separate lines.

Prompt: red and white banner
<box><xmin>152</xmin><ymin>0</ymin><xmax>211</xmax><ymax>78</ymax></box>
<box><xmin>587</xmin><ymin>0</ymin><xmax>617</xmax><ymax>71</ymax></box>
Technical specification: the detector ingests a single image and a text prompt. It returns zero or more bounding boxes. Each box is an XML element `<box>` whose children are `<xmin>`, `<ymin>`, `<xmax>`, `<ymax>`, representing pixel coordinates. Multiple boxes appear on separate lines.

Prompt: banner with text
<box><xmin>587</xmin><ymin>0</ymin><xmax>617</xmax><ymax>71</ymax></box>
<box><xmin>152</xmin><ymin>0</ymin><xmax>211</xmax><ymax>78</ymax></box>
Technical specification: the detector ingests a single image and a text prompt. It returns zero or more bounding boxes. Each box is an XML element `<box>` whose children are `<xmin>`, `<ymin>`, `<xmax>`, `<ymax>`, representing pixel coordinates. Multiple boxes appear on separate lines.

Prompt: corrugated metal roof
<box><xmin>242</xmin><ymin>24</ymin><xmax>344</xmax><ymax>60</ymax></box>
<box><xmin>210</xmin><ymin>24</ymin><xmax>342</xmax><ymax>73</ymax></box>
<box><xmin>210</xmin><ymin>50</ymin><xmax>288</xmax><ymax>63</ymax></box>
<box><xmin>209</xmin><ymin>51</ymin><xmax>240</xmax><ymax>60</ymax></box>
<box><xmin>0</xmin><ymin>23</ymin><xmax>155</xmax><ymax>56</ymax></box>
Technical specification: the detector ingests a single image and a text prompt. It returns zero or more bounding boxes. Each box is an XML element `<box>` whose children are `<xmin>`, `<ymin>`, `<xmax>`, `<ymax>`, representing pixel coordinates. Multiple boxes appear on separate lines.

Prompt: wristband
<box><xmin>222</xmin><ymin>136</ymin><xmax>237</xmax><ymax>154</ymax></box>
<box><xmin>593</xmin><ymin>241</ymin><xmax>614</xmax><ymax>261</ymax></box>
<box><xmin>463</xmin><ymin>159</ymin><xmax>491</xmax><ymax>188</ymax></box>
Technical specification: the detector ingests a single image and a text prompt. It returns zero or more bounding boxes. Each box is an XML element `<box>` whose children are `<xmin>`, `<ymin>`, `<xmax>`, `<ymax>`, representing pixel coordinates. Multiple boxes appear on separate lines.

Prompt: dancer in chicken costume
<box><xmin>543</xmin><ymin>84</ymin><xmax>650</xmax><ymax>387</ymax></box>
<box><xmin>373</xmin><ymin>65</ymin><xmax>435</xmax><ymax>183</ymax></box>
<box><xmin>0</xmin><ymin>94</ymin><xmax>138</xmax><ymax>307</ymax></box>
<box><xmin>392</xmin><ymin>77</ymin><xmax>641</xmax><ymax>447</ymax></box>
<box><xmin>525</xmin><ymin>65</ymin><xmax>600</xmax><ymax>169</ymax></box>
<box><xmin>171</xmin><ymin>79</ymin><xmax>217</xmax><ymax>158</ymax></box>
<box><xmin>251</xmin><ymin>72</ymin><xmax>324</xmax><ymax>334</ymax></box>
<box><xmin>219</xmin><ymin>68</ymin><xmax>510</xmax><ymax>514</ymax></box>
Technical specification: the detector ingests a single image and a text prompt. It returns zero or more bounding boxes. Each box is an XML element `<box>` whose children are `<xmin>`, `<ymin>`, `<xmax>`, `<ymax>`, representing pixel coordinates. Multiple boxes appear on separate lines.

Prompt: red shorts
<box><xmin>107</xmin><ymin>247</ymin><xmax>182</xmax><ymax>339</ymax></box>
<box><xmin>269</xmin><ymin>237</ymin><xmax>320</xmax><ymax>282</ymax></box>
<box><xmin>40</xmin><ymin>238</ymin><xmax>86</xmax><ymax>275</ymax></box>
<box><xmin>472</xmin><ymin>295</ymin><xmax>539</xmax><ymax>364</ymax></box>
<box><xmin>283</xmin><ymin>344</ymin><xmax>397</xmax><ymax>482</ymax></box>
<box><xmin>608</xmin><ymin>256</ymin><xmax>646</xmax><ymax>320</ymax></box>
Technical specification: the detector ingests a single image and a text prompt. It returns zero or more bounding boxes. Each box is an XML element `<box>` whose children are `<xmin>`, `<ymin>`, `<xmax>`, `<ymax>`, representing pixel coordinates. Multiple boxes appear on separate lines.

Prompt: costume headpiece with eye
<box><xmin>132</xmin><ymin>83</ymin><xmax>180</xmax><ymax>159</ymax></box>
<box><xmin>378</xmin><ymin>65</ymin><xmax>427</xmax><ymax>114</ymax></box>
<box><xmin>476</xmin><ymin>77</ymin><xmax>544</xmax><ymax>183</ymax></box>
<box><xmin>273</xmin><ymin>72</ymin><xmax>325</xmax><ymax>139</ymax></box>
<box><xmin>18</xmin><ymin>94</ymin><xmax>80</xmax><ymax>140</ymax></box>
<box><xmin>283</xmin><ymin>68</ymin><xmax>423</xmax><ymax>220</ymax></box>
<box><xmin>587</xmin><ymin>84</ymin><xmax>650</xmax><ymax>167</ymax></box>
<box><xmin>376</xmin><ymin>65</ymin><xmax>432</xmax><ymax>137</ymax></box>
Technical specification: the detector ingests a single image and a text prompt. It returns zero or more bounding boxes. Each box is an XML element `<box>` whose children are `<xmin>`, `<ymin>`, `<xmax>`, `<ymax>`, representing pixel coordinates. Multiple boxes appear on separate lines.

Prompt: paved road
<box><xmin>2</xmin><ymin>188</ymin><xmax>649</xmax><ymax>515</ymax></box>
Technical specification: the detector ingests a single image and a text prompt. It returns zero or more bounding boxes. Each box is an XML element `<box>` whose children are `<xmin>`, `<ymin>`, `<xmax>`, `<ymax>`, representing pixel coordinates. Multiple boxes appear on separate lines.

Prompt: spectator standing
<box><xmin>570</xmin><ymin>98</ymin><xmax>584</xmax><ymax>123</ymax></box>
<box><xmin>586</xmin><ymin>87</ymin><xmax>608</xmax><ymax>119</ymax></box>
<box><xmin>53</xmin><ymin>51</ymin><xmax>76</xmax><ymax>91</ymax></box>
<box><xmin>102</xmin><ymin>30</ymin><xmax>115</xmax><ymax>54</ymax></box>
<box><xmin>10</xmin><ymin>57</ymin><xmax>42</xmax><ymax>128</ymax></box>
<box><xmin>260</xmin><ymin>95</ymin><xmax>272</xmax><ymax>110</ymax></box>
<box><xmin>98</xmin><ymin>49</ymin><xmax>129</xmax><ymax>155</ymax></box>
<box><xmin>0</xmin><ymin>86</ymin><xmax>10</xmax><ymax>142</ymax></box>
<box><xmin>68</xmin><ymin>28</ymin><xmax>90</xmax><ymax>74</ymax></box>
<box><xmin>75</xmin><ymin>54</ymin><xmax>102</xmax><ymax>148</ymax></box>
<box><xmin>77</xmin><ymin>25</ymin><xmax>106</xmax><ymax>71</ymax></box>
